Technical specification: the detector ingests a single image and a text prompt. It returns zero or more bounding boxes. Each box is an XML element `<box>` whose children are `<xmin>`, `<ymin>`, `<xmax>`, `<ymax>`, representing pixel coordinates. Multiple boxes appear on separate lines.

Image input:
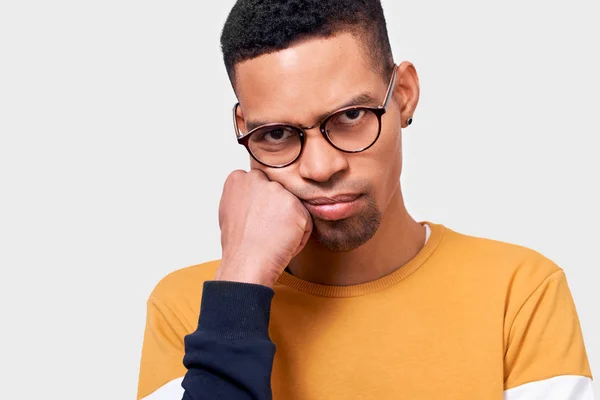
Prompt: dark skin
<box><xmin>216</xmin><ymin>32</ymin><xmax>424</xmax><ymax>287</ymax></box>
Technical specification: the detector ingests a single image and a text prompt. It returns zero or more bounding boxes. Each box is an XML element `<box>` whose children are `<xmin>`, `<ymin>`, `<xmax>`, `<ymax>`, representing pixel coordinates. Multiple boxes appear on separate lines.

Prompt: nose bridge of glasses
<box><xmin>298</xmin><ymin>124</ymin><xmax>347</xmax><ymax>172</ymax></box>
<box><xmin>299</xmin><ymin>120</ymin><xmax>325</xmax><ymax>133</ymax></box>
<box><xmin>300</xmin><ymin>123</ymin><xmax>341</xmax><ymax>158</ymax></box>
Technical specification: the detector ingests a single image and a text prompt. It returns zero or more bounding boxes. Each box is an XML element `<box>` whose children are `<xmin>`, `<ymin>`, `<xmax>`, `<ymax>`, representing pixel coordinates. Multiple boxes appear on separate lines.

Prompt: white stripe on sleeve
<box><xmin>141</xmin><ymin>377</ymin><xmax>184</xmax><ymax>400</ymax></box>
<box><xmin>504</xmin><ymin>375</ymin><xmax>594</xmax><ymax>400</ymax></box>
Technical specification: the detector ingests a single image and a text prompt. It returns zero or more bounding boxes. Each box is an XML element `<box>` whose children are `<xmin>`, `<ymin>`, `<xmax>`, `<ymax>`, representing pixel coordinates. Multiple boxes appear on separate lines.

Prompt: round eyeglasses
<box><xmin>233</xmin><ymin>65</ymin><xmax>397</xmax><ymax>168</ymax></box>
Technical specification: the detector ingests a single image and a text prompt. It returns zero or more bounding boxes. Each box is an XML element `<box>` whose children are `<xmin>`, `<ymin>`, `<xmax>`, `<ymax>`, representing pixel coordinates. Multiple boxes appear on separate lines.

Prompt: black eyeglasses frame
<box><xmin>232</xmin><ymin>64</ymin><xmax>397</xmax><ymax>168</ymax></box>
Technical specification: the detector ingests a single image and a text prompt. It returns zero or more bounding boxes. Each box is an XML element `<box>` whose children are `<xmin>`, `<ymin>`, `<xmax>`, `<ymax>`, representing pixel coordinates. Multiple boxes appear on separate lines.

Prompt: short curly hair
<box><xmin>220</xmin><ymin>0</ymin><xmax>394</xmax><ymax>84</ymax></box>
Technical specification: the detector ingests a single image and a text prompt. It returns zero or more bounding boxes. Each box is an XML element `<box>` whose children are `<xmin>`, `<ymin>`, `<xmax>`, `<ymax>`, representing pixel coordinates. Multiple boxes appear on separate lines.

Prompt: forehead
<box><xmin>233</xmin><ymin>33</ymin><xmax>386</xmax><ymax>124</ymax></box>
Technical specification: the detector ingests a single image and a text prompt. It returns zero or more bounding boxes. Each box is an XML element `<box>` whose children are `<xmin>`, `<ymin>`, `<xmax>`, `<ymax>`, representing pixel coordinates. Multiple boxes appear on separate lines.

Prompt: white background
<box><xmin>0</xmin><ymin>0</ymin><xmax>598</xmax><ymax>398</ymax></box>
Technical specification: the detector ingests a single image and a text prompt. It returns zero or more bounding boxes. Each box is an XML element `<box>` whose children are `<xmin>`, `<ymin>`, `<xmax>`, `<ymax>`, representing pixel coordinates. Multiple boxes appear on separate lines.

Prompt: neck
<box><xmin>288</xmin><ymin>188</ymin><xmax>425</xmax><ymax>286</ymax></box>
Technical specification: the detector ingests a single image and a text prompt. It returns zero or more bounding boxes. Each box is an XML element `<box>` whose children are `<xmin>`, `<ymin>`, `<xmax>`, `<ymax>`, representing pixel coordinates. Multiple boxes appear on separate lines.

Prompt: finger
<box><xmin>219</xmin><ymin>169</ymin><xmax>247</xmax><ymax>227</ymax></box>
<box><xmin>248</xmin><ymin>168</ymin><xmax>270</xmax><ymax>182</ymax></box>
<box><xmin>294</xmin><ymin>211</ymin><xmax>313</xmax><ymax>257</ymax></box>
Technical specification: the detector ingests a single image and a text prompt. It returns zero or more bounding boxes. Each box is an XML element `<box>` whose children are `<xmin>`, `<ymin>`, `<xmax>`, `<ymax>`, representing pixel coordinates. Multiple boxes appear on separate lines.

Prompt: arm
<box><xmin>138</xmin><ymin>280</ymin><xmax>276</xmax><ymax>400</ymax></box>
<box><xmin>503</xmin><ymin>270</ymin><xmax>594</xmax><ymax>399</ymax></box>
<box><xmin>137</xmin><ymin>294</ymin><xmax>188</xmax><ymax>400</ymax></box>
<box><xmin>180</xmin><ymin>170</ymin><xmax>311</xmax><ymax>399</ymax></box>
<box><xmin>139</xmin><ymin>170</ymin><xmax>311</xmax><ymax>399</ymax></box>
<box><xmin>183</xmin><ymin>171</ymin><xmax>312</xmax><ymax>400</ymax></box>
<box><xmin>182</xmin><ymin>281</ymin><xmax>276</xmax><ymax>400</ymax></box>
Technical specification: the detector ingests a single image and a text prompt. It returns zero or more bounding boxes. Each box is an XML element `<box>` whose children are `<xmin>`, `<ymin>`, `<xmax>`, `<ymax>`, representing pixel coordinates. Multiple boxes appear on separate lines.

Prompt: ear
<box><xmin>393</xmin><ymin>61</ymin><xmax>420</xmax><ymax>128</ymax></box>
<box><xmin>234</xmin><ymin>103</ymin><xmax>248</xmax><ymax>135</ymax></box>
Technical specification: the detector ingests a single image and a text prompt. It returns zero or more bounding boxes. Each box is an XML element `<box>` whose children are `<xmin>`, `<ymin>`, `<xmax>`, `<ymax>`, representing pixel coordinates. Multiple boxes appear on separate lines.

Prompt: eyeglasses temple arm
<box><xmin>381</xmin><ymin>65</ymin><xmax>397</xmax><ymax>110</ymax></box>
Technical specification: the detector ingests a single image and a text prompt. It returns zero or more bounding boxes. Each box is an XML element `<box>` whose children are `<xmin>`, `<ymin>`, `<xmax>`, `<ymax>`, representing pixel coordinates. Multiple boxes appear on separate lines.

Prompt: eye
<box><xmin>260</xmin><ymin>127</ymin><xmax>296</xmax><ymax>143</ymax></box>
<box><xmin>336</xmin><ymin>109</ymin><xmax>366</xmax><ymax>124</ymax></box>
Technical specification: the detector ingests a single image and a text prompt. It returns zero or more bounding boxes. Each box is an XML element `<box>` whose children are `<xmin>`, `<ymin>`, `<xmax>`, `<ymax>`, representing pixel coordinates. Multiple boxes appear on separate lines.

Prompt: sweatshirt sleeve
<box><xmin>503</xmin><ymin>269</ymin><xmax>593</xmax><ymax>397</ymax></box>
<box><xmin>182</xmin><ymin>281</ymin><xmax>276</xmax><ymax>400</ymax></box>
<box><xmin>137</xmin><ymin>294</ymin><xmax>189</xmax><ymax>400</ymax></box>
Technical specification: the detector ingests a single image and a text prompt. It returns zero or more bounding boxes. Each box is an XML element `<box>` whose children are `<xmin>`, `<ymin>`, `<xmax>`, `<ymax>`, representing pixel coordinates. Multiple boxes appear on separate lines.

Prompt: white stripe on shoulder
<box><xmin>141</xmin><ymin>377</ymin><xmax>184</xmax><ymax>400</ymax></box>
<box><xmin>504</xmin><ymin>375</ymin><xmax>594</xmax><ymax>400</ymax></box>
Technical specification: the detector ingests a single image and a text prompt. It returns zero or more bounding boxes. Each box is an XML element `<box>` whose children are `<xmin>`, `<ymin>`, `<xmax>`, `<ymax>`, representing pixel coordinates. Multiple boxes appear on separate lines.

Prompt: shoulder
<box><xmin>439</xmin><ymin>224</ymin><xmax>562</xmax><ymax>279</ymax></box>
<box><xmin>434</xmin><ymin>225</ymin><xmax>576</xmax><ymax>342</ymax></box>
<box><xmin>433</xmin><ymin>224</ymin><xmax>564</xmax><ymax>307</ymax></box>
<box><xmin>150</xmin><ymin>260</ymin><xmax>221</xmax><ymax>298</ymax></box>
<box><xmin>147</xmin><ymin>260</ymin><xmax>221</xmax><ymax>322</ymax></box>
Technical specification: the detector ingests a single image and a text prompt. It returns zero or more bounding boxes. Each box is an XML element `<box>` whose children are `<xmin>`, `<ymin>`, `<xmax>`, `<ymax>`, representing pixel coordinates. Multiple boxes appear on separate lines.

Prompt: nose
<box><xmin>297</xmin><ymin>128</ymin><xmax>349</xmax><ymax>183</ymax></box>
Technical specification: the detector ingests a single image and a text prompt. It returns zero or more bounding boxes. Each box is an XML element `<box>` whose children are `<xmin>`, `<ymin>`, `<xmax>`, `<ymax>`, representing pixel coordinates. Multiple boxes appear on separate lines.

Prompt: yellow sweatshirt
<box><xmin>138</xmin><ymin>222</ymin><xmax>593</xmax><ymax>399</ymax></box>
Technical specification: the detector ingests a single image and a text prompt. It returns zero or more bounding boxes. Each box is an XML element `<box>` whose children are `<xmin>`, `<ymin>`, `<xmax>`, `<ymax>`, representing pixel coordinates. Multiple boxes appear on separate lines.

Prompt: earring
<box><xmin>406</xmin><ymin>117</ymin><xmax>413</xmax><ymax>126</ymax></box>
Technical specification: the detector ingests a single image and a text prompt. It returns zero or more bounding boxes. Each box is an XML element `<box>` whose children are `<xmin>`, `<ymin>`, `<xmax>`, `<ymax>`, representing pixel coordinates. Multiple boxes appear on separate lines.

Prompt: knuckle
<box><xmin>284</xmin><ymin>194</ymin><xmax>299</xmax><ymax>210</ymax></box>
<box><xmin>267</xmin><ymin>181</ymin><xmax>285</xmax><ymax>196</ymax></box>
<box><xmin>230</xmin><ymin>169</ymin><xmax>246</xmax><ymax>179</ymax></box>
<box><xmin>225</xmin><ymin>169</ymin><xmax>245</xmax><ymax>185</ymax></box>
<box><xmin>248</xmin><ymin>169</ymin><xmax>268</xmax><ymax>181</ymax></box>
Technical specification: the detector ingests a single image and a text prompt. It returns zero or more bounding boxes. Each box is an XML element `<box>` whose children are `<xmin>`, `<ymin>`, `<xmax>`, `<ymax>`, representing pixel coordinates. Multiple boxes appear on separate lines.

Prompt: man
<box><xmin>137</xmin><ymin>0</ymin><xmax>593</xmax><ymax>399</ymax></box>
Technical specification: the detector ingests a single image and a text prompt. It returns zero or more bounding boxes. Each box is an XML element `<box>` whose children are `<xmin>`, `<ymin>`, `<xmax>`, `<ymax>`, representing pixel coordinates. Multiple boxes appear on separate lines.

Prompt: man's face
<box><xmin>233</xmin><ymin>33</ymin><xmax>405</xmax><ymax>252</ymax></box>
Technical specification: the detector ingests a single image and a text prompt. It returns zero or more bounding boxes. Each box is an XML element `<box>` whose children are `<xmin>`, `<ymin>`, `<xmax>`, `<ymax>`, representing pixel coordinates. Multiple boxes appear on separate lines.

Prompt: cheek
<box><xmin>367</xmin><ymin>127</ymin><xmax>403</xmax><ymax>206</ymax></box>
<box><xmin>249</xmin><ymin>158</ymin><xmax>263</xmax><ymax>172</ymax></box>
<box><xmin>386</xmin><ymin>132</ymin><xmax>403</xmax><ymax>182</ymax></box>
<box><xmin>250</xmin><ymin>160</ymin><xmax>296</xmax><ymax>187</ymax></box>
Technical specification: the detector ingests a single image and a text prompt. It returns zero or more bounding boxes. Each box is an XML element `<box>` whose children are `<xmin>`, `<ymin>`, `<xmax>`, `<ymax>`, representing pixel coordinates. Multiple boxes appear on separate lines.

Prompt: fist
<box><xmin>215</xmin><ymin>170</ymin><xmax>313</xmax><ymax>288</ymax></box>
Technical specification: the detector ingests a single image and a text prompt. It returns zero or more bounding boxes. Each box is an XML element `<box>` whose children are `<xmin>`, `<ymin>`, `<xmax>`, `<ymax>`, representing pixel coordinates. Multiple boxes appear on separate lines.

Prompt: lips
<box><xmin>302</xmin><ymin>193</ymin><xmax>363</xmax><ymax>221</ymax></box>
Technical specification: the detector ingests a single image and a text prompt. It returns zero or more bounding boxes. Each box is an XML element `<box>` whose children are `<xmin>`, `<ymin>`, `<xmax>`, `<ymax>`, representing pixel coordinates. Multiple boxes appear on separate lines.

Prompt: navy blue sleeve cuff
<box><xmin>198</xmin><ymin>281</ymin><xmax>275</xmax><ymax>341</ymax></box>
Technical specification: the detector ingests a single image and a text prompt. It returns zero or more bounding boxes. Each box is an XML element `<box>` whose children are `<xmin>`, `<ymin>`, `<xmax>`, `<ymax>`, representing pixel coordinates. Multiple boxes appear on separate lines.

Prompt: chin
<box><xmin>312</xmin><ymin>210</ymin><xmax>381</xmax><ymax>252</ymax></box>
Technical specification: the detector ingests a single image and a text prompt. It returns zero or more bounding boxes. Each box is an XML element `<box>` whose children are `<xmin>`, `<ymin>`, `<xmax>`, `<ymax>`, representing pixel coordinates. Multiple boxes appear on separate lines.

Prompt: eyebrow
<box><xmin>244</xmin><ymin>92</ymin><xmax>380</xmax><ymax>132</ymax></box>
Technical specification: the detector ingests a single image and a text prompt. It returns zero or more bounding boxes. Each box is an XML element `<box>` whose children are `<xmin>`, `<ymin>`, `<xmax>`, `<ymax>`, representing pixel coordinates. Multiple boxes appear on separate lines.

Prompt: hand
<box><xmin>215</xmin><ymin>169</ymin><xmax>313</xmax><ymax>288</ymax></box>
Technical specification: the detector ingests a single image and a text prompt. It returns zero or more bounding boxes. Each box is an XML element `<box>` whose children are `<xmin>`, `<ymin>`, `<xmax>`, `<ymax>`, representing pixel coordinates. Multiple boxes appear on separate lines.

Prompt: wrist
<box><xmin>215</xmin><ymin>259</ymin><xmax>279</xmax><ymax>288</ymax></box>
